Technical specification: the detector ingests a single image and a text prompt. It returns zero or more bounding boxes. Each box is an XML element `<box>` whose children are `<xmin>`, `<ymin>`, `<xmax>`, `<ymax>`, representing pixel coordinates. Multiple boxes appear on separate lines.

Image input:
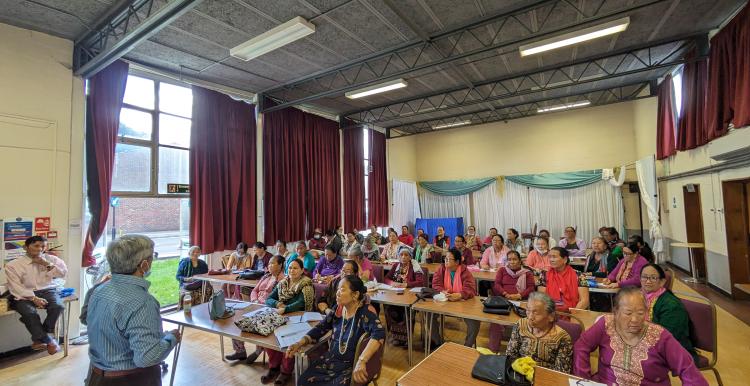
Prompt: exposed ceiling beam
<box><xmin>259</xmin><ymin>0</ymin><xmax>670</xmax><ymax>113</ymax></box>
<box><xmin>74</xmin><ymin>0</ymin><xmax>203</xmax><ymax>78</ymax></box>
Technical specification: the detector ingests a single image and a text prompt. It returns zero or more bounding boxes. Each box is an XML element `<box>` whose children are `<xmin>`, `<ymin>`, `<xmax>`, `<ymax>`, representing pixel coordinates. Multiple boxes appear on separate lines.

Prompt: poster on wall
<box><xmin>3</xmin><ymin>217</ymin><xmax>34</xmax><ymax>263</ymax></box>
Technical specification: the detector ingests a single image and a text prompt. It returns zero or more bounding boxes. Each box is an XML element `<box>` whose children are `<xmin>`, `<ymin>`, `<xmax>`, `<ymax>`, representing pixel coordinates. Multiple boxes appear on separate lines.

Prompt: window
<box><xmin>672</xmin><ymin>70</ymin><xmax>683</xmax><ymax>119</ymax></box>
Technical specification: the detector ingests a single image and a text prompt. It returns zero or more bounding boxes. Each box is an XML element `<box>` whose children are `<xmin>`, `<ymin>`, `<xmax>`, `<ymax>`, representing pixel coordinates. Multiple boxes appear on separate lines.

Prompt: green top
<box><xmin>415</xmin><ymin>244</ymin><xmax>433</xmax><ymax>263</ymax></box>
<box><xmin>449</xmin><ymin>270</ymin><xmax>455</xmax><ymax>283</ymax></box>
<box><xmin>581</xmin><ymin>248</ymin><xmax>620</xmax><ymax>277</ymax></box>
<box><xmin>652</xmin><ymin>290</ymin><xmax>697</xmax><ymax>361</ymax></box>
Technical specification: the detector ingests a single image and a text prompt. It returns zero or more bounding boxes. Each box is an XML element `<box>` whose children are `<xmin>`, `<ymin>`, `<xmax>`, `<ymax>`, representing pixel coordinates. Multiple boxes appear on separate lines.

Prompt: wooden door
<box><xmin>683</xmin><ymin>185</ymin><xmax>706</xmax><ymax>279</ymax></box>
<box><xmin>723</xmin><ymin>180</ymin><xmax>750</xmax><ymax>299</ymax></box>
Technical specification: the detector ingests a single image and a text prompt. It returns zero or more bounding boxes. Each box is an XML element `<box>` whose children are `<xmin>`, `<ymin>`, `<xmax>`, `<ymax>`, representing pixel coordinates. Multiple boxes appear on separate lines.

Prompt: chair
<box><xmin>664</xmin><ymin>266</ymin><xmax>675</xmax><ymax>290</ymax></box>
<box><xmin>371</xmin><ymin>264</ymin><xmax>384</xmax><ymax>283</ymax></box>
<box><xmin>674</xmin><ymin>291</ymin><xmax>723</xmax><ymax>385</ymax></box>
<box><xmin>428</xmin><ymin>251</ymin><xmax>443</xmax><ymax>264</ymax></box>
<box><xmin>313</xmin><ymin>282</ymin><xmax>328</xmax><ymax>305</ymax></box>
<box><xmin>351</xmin><ymin>333</ymin><xmax>384</xmax><ymax>386</ymax></box>
<box><xmin>556</xmin><ymin>313</ymin><xmax>585</xmax><ymax>346</ymax></box>
<box><xmin>220</xmin><ymin>254</ymin><xmax>232</xmax><ymax>269</ymax></box>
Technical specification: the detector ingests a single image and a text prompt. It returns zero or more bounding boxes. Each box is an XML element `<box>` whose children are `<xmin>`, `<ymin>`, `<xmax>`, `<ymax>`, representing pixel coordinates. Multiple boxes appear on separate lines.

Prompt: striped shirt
<box><xmin>86</xmin><ymin>274</ymin><xmax>177</xmax><ymax>370</ymax></box>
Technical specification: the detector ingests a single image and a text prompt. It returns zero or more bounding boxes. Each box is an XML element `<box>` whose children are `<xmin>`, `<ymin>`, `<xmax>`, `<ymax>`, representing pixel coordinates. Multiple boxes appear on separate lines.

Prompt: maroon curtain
<box><xmin>706</xmin><ymin>3</ymin><xmax>750</xmax><ymax>140</ymax></box>
<box><xmin>304</xmin><ymin>114</ymin><xmax>341</xmax><ymax>237</ymax></box>
<box><xmin>677</xmin><ymin>50</ymin><xmax>709</xmax><ymax>151</ymax></box>
<box><xmin>656</xmin><ymin>74</ymin><xmax>677</xmax><ymax>160</ymax></box>
<box><xmin>343</xmin><ymin>128</ymin><xmax>365</xmax><ymax>231</ymax></box>
<box><xmin>190</xmin><ymin>87</ymin><xmax>256</xmax><ymax>254</ymax></box>
<box><xmin>263</xmin><ymin>107</ymin><xmax>307</xmax><ymax>244</ymax></box>
<box><xmin>82</xmin><ymin>60</ymin><xmax>129</xmax><ymax>267</ymax></box>
<box><xmin>367</xmin><ymin>130</ymin><xmax>388</xmax><ymax>227</ymax></box>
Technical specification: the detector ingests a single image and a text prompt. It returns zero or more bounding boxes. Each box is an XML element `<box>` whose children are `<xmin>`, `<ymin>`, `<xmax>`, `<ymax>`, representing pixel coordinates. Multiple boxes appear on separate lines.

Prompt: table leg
<box><xmin>201</xmin><ymin>280</ymin><xmax>207</xmax><ymax>301</ymax></box>
<box><xmin>63</xmin><ymin>304</ymin><xmax>71</xmax><ymax>357</ymax></box>
<box><xmin>220</xmin><ymin>336</ymin><xmax>225</xmax><ymax>361</ymax></box>
<box><xmin>169</xmin><ymin>326</ymin><xmax>184</xmax><ymax>386</ymax></box>
<box><xmin>405</xmin><ymin>304</ymin><xmax>412</xmax><ymax>366</ymax></box>
<box><xmin>425</xmin><ymin>312</ymin><xmax>432</xmax><ymax>354</ymax></box>
<box><xmin>683</xmin><ymin>248</ymin><xmax>700</xmax><ymax>283</ymax></box>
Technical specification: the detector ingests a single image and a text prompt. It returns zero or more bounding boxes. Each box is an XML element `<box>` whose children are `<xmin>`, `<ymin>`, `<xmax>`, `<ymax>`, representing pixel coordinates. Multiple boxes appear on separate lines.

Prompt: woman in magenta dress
<box><xmin>574</xmin><ymin>287</ymin><xmax>707</xmax><ymax>386</ymax></box>
<box><xmin>603</xmin><ymin>242</ymin><xmax>649</xmax><ymax>289</ymax></box>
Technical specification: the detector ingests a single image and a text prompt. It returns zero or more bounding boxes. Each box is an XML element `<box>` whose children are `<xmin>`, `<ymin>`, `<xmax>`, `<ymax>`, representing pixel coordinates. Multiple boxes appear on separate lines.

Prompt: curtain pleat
<box><xmin>368</xmin><ymin>130</ymin><xmax>388</xmax><ymax>226</ymax></box>
<box><xmin>304</xmin><ymin>114</ymin><xmax>341</xmax><ymax>237</ymax></box>
<box><xmin>677</xmin><ymin>50</ymin><xmax>709</xmax><ymax>151</ymax></box>
<box><xmin>343</xmin><ymin>129</ymin><xmax>365</xmax><ymax>230</ymax></box>
<box><xmin>418</xmin><ymin>189</ymin><xmax>470</xmax><ymax>222</ymax></box>
<box><xmin>656</xmin><ymin>74</ymin><xmax>677</xmax><ymax>160</ymax></box>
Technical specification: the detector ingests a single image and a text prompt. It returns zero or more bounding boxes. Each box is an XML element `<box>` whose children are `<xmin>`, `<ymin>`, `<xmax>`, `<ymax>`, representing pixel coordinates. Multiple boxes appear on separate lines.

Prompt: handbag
<box><xmin>183</xmin><ymin>279</ymin><xmax>202</xmax><ymax>291</ymax></box>
<box><xmin>237</xmin><ymin>270</ymin><xmax>265</xmax><ymax>280</ymax></box>
<box><xmin>471</xmin><ymin>354</ymin><xmax>508</xmax><ymax>385</ymax></box>
<box><xmin>234</xmin><ymin>308</ymin><xmax>287</xmax><ymax>336</ymax></box>
<box><xmin>208</xmin><ymin>290</ymin><xmax>235</xmax><ymax>320</ymax></box>
<box><xmin>483</xmin><ymin>295</ymin><xmax>511</xmax><ymax>315</ymax></box>
<box><xmin>416</xmin><ymin>287</ymin><xmax>439</xmax><ymax>300</ymax></box>
<box><xmin>208</xmin><ymin>269</ymin><xmax>229</xmax><ymax>275</ymax></box>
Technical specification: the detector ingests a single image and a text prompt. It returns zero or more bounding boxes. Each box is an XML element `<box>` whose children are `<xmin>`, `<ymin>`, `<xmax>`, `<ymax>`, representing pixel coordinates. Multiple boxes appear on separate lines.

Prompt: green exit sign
<box><xmin>167</xmin><ymin>184</ymin><xmax>190</xmax><ymax>194</ymax></box>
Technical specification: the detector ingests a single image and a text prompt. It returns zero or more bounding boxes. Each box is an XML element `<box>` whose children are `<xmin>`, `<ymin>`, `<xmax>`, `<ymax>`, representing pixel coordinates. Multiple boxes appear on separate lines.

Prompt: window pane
<box><xmin>123</xmin><ymin>75</ymin><xmax>155</xmax><ymax>110</ymax></box>
<box><xmin>158</xmin><ymin>146</ymin><xmax>189</xmax><ymax>194</ymax></box>
<box><xmin>159</xmin><ymin>114</ymin><xmax>191</xmax><ymax>148</ymax></box>
<box><xmin>119</xmin><ymin>108</ymin><xmax>152</xmax><ymax>140</ymax></box>
<box><xmin>112</xmin><ymin>144</ymin><xmax>151</xmax><ymax>192</ymax></box>
<box><xmin>159</xmin><ymin>83</ymin><xmax>193</xmax><ymax>118</ymax></box>
<box><xmin>672</xmin><ymin>72</ymin><xmax>683</xmax><ymax>118</ymax></box>
<box><xmin>363</xmin><ymin>128</ymin><xmax>369</xmax><ymax>159</ymax></box>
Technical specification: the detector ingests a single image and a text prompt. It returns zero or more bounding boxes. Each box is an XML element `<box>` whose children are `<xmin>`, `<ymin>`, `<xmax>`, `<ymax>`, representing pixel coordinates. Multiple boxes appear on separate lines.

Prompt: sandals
<box><xmin>274</xmin><ymin>373</ymin><xmax>291</xmax><ymax>385</ymax></box>
<box><xmin>261</xmin><ymin>368</ymin><xmax>280</xmax><ymax>384</ymax></box>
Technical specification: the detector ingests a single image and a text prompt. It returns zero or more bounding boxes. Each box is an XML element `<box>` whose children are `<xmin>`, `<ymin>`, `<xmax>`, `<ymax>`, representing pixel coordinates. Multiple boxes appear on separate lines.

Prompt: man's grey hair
<box><xmin>528</xmin><ymin>291</ymin><xmax>556</xmax><ymax>316</ymax></box>
<box><xmin>348</xmin><ymin>245</ymin><xmax>363</xmax><ymax>257</ymax></box>
<box><xmin>106</xmin><ymin>234</ymin><xmax>155</xmax><ymax>274</ymax></box>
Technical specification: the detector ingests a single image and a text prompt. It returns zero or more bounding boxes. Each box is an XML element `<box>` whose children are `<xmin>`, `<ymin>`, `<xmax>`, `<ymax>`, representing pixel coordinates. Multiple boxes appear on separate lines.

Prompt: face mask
<box><xmin>314</xmin><ymin>234</ymin><xmax>321</xmax><ymax>239</ymax></box>
<box><xmin>468</xmin><ymin>231</ymin><xmax>475</xmax><ymax>235</ymax></box>
<box><xmin>535</xmin><ymin>247</ymin><xmax>547</xmax><ymax>254</ymax></box>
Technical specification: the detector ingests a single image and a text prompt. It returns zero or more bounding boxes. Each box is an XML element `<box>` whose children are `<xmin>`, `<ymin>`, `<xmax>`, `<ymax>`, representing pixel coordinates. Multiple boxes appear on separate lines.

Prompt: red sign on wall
<box><xmin>35</xmin><ymin>217</ymin><xmax>51</xmax><ymax>232</ymax></box>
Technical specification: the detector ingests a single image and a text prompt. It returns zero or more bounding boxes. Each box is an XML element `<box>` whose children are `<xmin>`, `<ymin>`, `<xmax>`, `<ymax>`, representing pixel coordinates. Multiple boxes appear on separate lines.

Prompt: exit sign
<box><xmin>167</xmin><ymin>184</ymin><xmax>190</xmax><ymax>194</ymax></box>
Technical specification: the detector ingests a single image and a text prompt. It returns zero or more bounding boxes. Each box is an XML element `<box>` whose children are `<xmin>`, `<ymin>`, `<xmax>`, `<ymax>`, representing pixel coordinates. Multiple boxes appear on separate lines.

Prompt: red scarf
<box><xmin>443</xmin><ymin>265</ymin><xmax>464</xmax><ymax>294</ymax></box>
<box><xmin>545</xmin><ymin>265</ymin><xmax>579</xmax><ymax>309</ymax></box>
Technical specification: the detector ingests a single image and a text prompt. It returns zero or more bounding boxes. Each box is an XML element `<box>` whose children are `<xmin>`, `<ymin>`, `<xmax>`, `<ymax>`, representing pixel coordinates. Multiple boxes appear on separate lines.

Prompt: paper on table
<box><xmin>568</xmin><ymin>379</ymin><xmax>605</xmax><ymax>386</ymax></box>
<box><xmin>409</xmin><ymin>287</ymin><xmax>423</xmax><ymax>293</ymax></box>
<box><xmin>286</xmin><ymin>315</ymin><xmax>303</xmax><ymax>324</ymax></box>
<box><xmin>274</xmin><ymin>322</ymin><xmax>311</xmax><ymax>348</ymax></box>
<box><xmin>226</xmin><ymin>300</ymin><xmax>252</xmax><ymax>309</ymax></box>
<box><xmin>302</xmin><ymin>312</ymin><xmax>324</xmax><ymax>322</ymax></box>
<box><xmin>242</xmin><ymin>306</ymin><xmax>272</xmax><ymax>318</ymax></box>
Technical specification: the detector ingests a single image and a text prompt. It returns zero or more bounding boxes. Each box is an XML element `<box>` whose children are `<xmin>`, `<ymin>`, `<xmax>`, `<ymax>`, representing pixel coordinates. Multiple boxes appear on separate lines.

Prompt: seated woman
<box><xmin>483</xmin><ymin>227</ymin><xmax>499</xmax><ymax>246</ymax></box>
<box><xmin>559</xmin><ymin>226</ymin><xmax>586</xmax><ymax>257</ymax></box>
<box><xmin>307</xmin><ymin>227</ymin><xmax>327</xmax><ymax>251</ymax></box>
<box><xmin>430</xmin><ymin>248</ymin><xmax>480</xmax><ymax>348</ymax></box>
<box><xmin>285</xmin><ymin>241</ymin><xmax>316</xmax><ymax>275</ymax></box>
<box><xmin>641</xmin><ymin>263</ymin><xmax>698</xmax><ymax>363</ymax></box>
<box><xmin>348</xmin><ymin>246</ymin><xmax>374</xmax><ymax>282</ymax></box>
<box><xmin>250</xmin><ymin>242</ymin><xmax>273</xmax><ymax>272</ymax></box>
<box><xmin>226</xmin><ymin>255</ymin><xmax>286</xmax><ymax>363</ymax></box>
<box><xmin>525</xmin><ymin>237</ymin><xmax>552</xmax><ymax>272</ymax></box>
<box><xmin>465</xmin><ymin>225</ymin><xmax>482</xmax><ymax>251</ymax></box>
<box><xmin>176</xmin><ymin>246</ymin><xmax>212</xmax><ymax>309</ymax></box>
<box><xmin>313</xmin><ymin>246</ymin><xmax>344</xmax><ymax>284</ymax></box>
<box><xmin>227</xmin><ymin>241</ymin><xmax>251</xmax><ymax>270</ymax></box>
<box><xmin>413</xmin><ymin>233</ymin><xmax>434</xmax><ymax>264</ymax></box>
<box><xmin>360</xmin><ymin>231</ymin><xmax>381</xmax><ymax>261</ymax></box>
<box><xmin>433</xmin><ymin>226</ymin><xmax>451</xmax><ymax>252</ymax></box>
<box><xmin>602</xmin><ymin>227</ymin><xmax>625</xmax><ymax>250</ymax></box>
<box><xmin>538</xmin><ymin>230</ymin><xmax>556</xmax><ymax>252</ymax></box>
<box><xmin>341</xmin><ymin>231</ymin><xmax>361</xmax><ymax>256</ymax></box>
<box><xmin>603</xmin><ymin>242</ymin><xmax>649</xmax><ymax>289</ymax></box>
<box><xmin>287</xmin><ymin>275</ymin><xmax>384</xmax><ymax>385</ymax></box>
<box><xmin>398</xmin><ymin>225</ymin><xmax>414</xmax><ymax>247</ymax></box>
<box><xmin>275</xmin><ymin>240</ymin><xmax>290</xmax><ymax>258</ymax></box>
<box><xmin>629</xmin><ymin>234</ymin><xmax>655</xmax><ymax>263</ymax></box>
<box><xmin>488</xmin><ymin>250</ymin><xmax>534</xmax><ymax>353</ymax></box>
<box><xmin>262</xmin><ymin>259</ymin><xmax>315</xmax><ymax>385</ymax></box>
<box><xmin>454</xmin><ymin>235</ymin><xmax>475</xmax><ymax>266</ymax></box>
<box><xmin>539</xmin><ymin>247</ymin><xmax>589</xmax><ymax>310</ymax></box>
<box><xmin>380</xmin><ymin>229</ymin><xmax>408</xmax><ymax>261</ymax></box>
<box><xmin>505</xmin><ymin>292</ymin><xmax>573</xmax><ymax>373</ymax></box>
<box><xmin>383</xmin><ymin>248</ymin><xmax>424</xmax><ymax>346</ymax></box>
<box><xmin>574</xmin><ymin>287</ymin><xmax>708</xmax><ymax>385</ymax></box>
<box><xmin>481</xmin><ymin>234</ymin><xmax>510</xmax><ymax>269</ymax></box>
<box><xmin>581</xmin><ymin>237</ymin><xmax>618</xmax><ymax>277</ymax></box>
<box><xmin>368</xmin><ymin>225</ymin><xmax>384</xmax><ymax>245</ymax></box>
<box><xmin>505</xmin><ymin>228</ymin><xmax>524</xmax><ymax>253</ymax></box>
<box><xmin>317</xmin><ymin>260</ymin><xmax>359</xmax><ymax>314</ymax></box>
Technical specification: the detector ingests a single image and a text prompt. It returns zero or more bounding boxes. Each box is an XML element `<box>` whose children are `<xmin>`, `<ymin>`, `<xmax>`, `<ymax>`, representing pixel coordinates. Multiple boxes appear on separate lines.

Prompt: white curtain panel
<box><xmin>390</xmin><ymin>179</ymin><xmax>422</xmax><ymax>230</ymax></box>
<box><xmin>418</xmin><ymin>189</ymin><xmax>470</xmax><ymax>222</ymax></box>
<box><xmin>635</xmin><ymin>155</ymin><xmax>664</xmax><ymax>259</ymax></box>
<box><xmin>472</xmin><ymin>180</ymin><xmax>534</xmax><ymax>237</ymax></box>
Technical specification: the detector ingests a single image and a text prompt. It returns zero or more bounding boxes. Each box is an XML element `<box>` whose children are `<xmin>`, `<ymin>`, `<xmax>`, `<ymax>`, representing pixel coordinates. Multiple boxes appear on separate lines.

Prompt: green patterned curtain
<box><xmin>418</xmin><ymin>177</ymin><xmax>496</xmax><ymax>196</ymax></box>
<box><xmin>505</xmin><ymin>170</ymin><xmax>603</xmax><ymax>189</ymax></box>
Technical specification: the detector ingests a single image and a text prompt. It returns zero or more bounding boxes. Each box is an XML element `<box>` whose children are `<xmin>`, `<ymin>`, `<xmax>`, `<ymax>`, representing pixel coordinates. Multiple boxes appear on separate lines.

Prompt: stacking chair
<box><xmin>371</xmin><ymin>264</ymin><xmax>384</xmax><ymax>283</ymax></box>
<box><xmin>674</xmin><ymin>291</ymin><xmax>723</xmax><ymax>385</ymax></box>
<box><xmin>556</xmin><ymin>313</ymin><xmax>585</xmax><ymax>346</ymax></box>
<box><xmin>664</xmin><ymin>266</ymin><xmax>675</xmax><ymax>290</ymax></box>
<box><xmin>351</xmin><ymin>333</ymin><xmax>385</xmax><ymax>386</ymax></box>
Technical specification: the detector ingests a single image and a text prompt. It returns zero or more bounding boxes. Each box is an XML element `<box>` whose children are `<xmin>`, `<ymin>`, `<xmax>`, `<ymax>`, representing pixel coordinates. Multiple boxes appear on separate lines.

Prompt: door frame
<box><xmin>722</xmin><ymin>179</ymin><xmax>750</xmax><ymax>299</ymax></box>
<box><xmin>682</xmin><ymin>184</ymin><xmax>706</xmax><ymax>279</ymax></box>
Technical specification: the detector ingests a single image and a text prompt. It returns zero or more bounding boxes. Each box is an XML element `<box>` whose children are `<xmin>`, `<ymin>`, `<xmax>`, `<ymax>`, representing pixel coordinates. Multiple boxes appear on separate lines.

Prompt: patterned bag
<box><xmin>234</xmin><ymin>308</ymin><xmax>287</xmax><ymax>336</ymax></box>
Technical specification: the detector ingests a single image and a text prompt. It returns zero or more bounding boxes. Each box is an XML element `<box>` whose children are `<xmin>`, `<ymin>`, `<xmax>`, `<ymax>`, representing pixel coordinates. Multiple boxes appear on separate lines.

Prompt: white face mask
<box><xmin>314</xmin><ymin>234</ymin><xmax>321</xmax><ymax>239</ymax></box>
<box><xmin>468</xmin><ymin>230</ymin><xmax>475</xmax><ymax>235</ymax></box>
<box><xmin>535</xmin><ymin>246</ymin><xmax>548</xmax><ymax>254</ymax></box>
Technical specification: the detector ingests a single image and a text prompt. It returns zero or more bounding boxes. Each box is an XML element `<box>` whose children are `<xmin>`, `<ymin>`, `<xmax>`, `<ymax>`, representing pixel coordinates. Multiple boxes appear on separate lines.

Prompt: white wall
<box><xmin>0</xmin><ymin>23</ymin><xmax>85</xmax><ymax>352</ymax></box>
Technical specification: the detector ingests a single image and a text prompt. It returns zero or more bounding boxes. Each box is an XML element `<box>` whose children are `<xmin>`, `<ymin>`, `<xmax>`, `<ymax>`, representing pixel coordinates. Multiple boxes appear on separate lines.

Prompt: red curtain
<box><xmin>303</xmin><ymin>114</ymin><xmax>341</xmax><ymax>237</ymax></box>
<box><xmin>343</xmin><ymin>128</ymin><xmax>365</xmax><ymax>231</ymax></box>
<box><xmin>677</xmin><ymin>50</ymin><xmax>709</xmax><ymax>151</ymax></box>
<box><xmin>656</xmin><ymin>74</ymin><xmax>677</xmax><ymax>160</ymax></box>
<box><xmin>706</xmin><ymin>3</ymin><xmax>750</xmax><ymax>140</ymax></box>
<box><xmin>82</xmin><ymin>60</ymin><xmax>129</xmax><ymax>267</ymax></box>
<box><xmin>367</xmin><ymin>130</ymin><xmax>388</xmax><ymax>227</ymax></box>
<box><xmin>190</xmin><ymin>87</ymin><xmax>256</xmax><ymax>254</ymax></box>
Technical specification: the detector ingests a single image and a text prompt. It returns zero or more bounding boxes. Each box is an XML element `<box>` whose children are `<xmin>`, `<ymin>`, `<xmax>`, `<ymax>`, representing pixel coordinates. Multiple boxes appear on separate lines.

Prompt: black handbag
<box><xmin>183</xmin><ymin>280</ymin><xmax>202</xmax><ymax>291</ymax></box>
<box><xmin>483</xmin><ymin>295</ymin><xmax>511</xmax><ymax>315</ymax></box>
<box><xmin>471</xmin><ymin>354</ymin><xmax>508</xmax><ymax>384</ymax></box>
<box><xmin>416</xmin><ymin>287</ymin><xmax>439</xmax><ymax>300</ymax></box>
<box><xmin>237</xmin><ymin>269</ymin><xmax>265</xmax><ymax>280</ymax></box>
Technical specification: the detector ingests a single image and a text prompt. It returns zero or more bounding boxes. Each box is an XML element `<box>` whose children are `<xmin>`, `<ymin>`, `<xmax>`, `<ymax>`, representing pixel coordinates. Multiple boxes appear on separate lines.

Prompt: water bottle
<box><xmin>183</xmin><ymin>293</ymin><xmax>192</xmax><ymax>313</ymax></box>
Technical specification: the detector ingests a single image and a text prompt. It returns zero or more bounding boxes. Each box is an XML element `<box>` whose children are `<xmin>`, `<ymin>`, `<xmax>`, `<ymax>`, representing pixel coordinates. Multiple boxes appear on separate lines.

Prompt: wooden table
<box><xmin>734</xmin><ymin>283</ymin><xmax>750</xmax><ymax>295</ymax></box>
<box><xmin>397</xmin><ymin>342</ymin><xmax>491</xmax><ymax>386</ymax></box>
<box><xmin>162</xmin><ymin>303</ymin><xmax>326</xmax><ymax>386</ymax></box>
<box><xmin>671</xmin><ymin>242</ymin><xmax>705</xmax><ymax>283</ymax></box>
<box><xmin>191</xmin><ymin>273</ymin><xmax>258</xmax><ymax>299</ymax></box>
<box><xmin>533</xmin><ymin>366</ymin><xmax>585</xmax><ymax>385</ymax></box>
<box><xmin>368</xmin><ymin>289</ymin><xmax>420</xmax><ymax>365</ymax></box>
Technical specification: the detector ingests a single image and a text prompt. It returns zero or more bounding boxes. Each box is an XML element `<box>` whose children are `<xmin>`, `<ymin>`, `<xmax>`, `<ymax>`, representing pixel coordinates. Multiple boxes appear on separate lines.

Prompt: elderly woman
<box><xmin>505</xmin><ymin>292</ymin><xmax>573</xmax><ymax>373</ymax></box>
<box><xmin>317</xmin><ymin>260</ymin><xmax>359</xmax><ymax>314</ymax></box>
<box><xmin>226</xmin><ymin>255</ymin><xmax>286</xmax><ymax>363</ymax></box>
<box><xmin>307</xmin><ymin>227</ymin><xmax>327</xmax><ymax>251</ymax></box>
<box><xmin>287</xmin><ymin>275</ymin><xmax>384</xmax><ymax>385</ymax></box>
<box><xmin>481</xmin><ymin>234</ymin><xmax>510</xmax><ymax>269</ymax></box>
<box><xmin>380</xmin><ymin>229</ymin><xmax>408</xmax><ymax>261</ymax></box>
<box><xmin>603</xmin><ymin>242</ymin><xmax>649</xmax><ymax>289</ymax></box>
<box><xmin>464</xmin><ymin>225</ymin><xmax>482</xmax><ymax>251</ymax></box>
<box><xmin>285</xmin><ymin>241</ymin><xmax>316</xmax><ymax>275</ymax></box>
<box><xmin>313</xmin><ymin>245</ymin><xmax>344</xmax><ymax>284</ymax></box>
<box><xmin>262</xmin><ymin>259</ymin><xmax>315</xmax><ymax>384</ymax></box>
<box><xmin>488</xmin><ymin>250</ymin><xmax>534</xmax><ymax>353</ymax></box>
<box><xmin>454</xmin><ymin>235</ymin><xmax>475</xmax><ymax>266</ymax></box>
<box><xmin>505</xmin><ymin>228</ymin><xmax>524</xmax><ymax>253</ymax></box>
<box><xmin>641</xmin><ymin>263</ymin><xmax>697</xmax><ymax>362</ymax></box>
<box><xmin>525</xmin><ymin>237</ymin><xmax>552</xmax><ymax>271</ymax></box>
<box><xmin>348</xmin><ymin>246</ymin><xmax>374</xmax><ymax>282</ymax></box>
<box><xmin>433</xmin><ymin>226</ymin><xmax>451</xmax><ymax>251</ymax></box>
<box><xmin>384</xmin><ymin>248</ymin><xmax>425</xmax><ymax>346</ymax></box>
<box><xmin>430</xmin><ymin>248</ymin><xmax>480</xmax><ymax>348</ymax></box>
<box><xmin>574</xmin><ymin>287</ymin><xmax>708</xmax><ymax>385</ymax></box>
<box><xmin>275</xmin><ymin>240</ymin><xmax>290</xmax><ymax>258</ymax></box>
<box><xmin>360</xmin><ymin>230</ymin><xmax>381</xmax><ymax>261</ymax></box>
<box><xmin>413</xmin><ymin>233</ymin><xmax>434</xmax><ymax>264</ymax></box>
<box><xmin>539</xmin><ymin>247</ymin><xmax>589</xmax><ymax>310</ymax></box>
<box><xmin>559</xmin><ymin>227</ymin><xmax>586</xmax><ymax>257</ymax></box>
<box><xmin>581</xmin><ymin>237</ymin><xmax>619</xmax><ymax>277</ymax></box>
<box><xmin>175</xmin><ymin>246</ymin><xmax>212</xmax><ymax>309</ymax></box>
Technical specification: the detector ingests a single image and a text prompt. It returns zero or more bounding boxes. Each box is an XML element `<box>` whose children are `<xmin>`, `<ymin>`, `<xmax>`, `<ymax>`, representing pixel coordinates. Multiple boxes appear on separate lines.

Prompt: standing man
<box><xmin>85</xmin><ymin>235</ymin><xmax>181</xmax><ymax>386</ymax></box>
<box><xmin>5</xmin><ymin>235</ymin><xmax>67</xmax><ymax>355</ymax></box>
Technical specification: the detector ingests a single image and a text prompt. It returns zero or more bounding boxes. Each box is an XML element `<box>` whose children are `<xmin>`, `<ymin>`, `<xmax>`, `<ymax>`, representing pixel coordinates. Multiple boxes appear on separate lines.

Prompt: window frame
<box><xmin>113</xmin><ymin>75</ymin><xmax>191</xmax><ymax>198</ymax></box>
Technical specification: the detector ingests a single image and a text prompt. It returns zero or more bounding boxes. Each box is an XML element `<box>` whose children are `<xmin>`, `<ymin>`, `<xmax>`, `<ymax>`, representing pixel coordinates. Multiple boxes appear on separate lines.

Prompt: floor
<box><xmin>1</xmin><ymin>279</ymin><xmax>748</xmax><ymax>386</ymax></box>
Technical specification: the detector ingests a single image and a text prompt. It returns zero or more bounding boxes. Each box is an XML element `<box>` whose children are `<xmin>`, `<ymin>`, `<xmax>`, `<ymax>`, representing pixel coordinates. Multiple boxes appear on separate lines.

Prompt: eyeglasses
<box><xmin>640</xmin><ymin>275</ymin><xmax>660</xmax><ymax>282</ymax></box>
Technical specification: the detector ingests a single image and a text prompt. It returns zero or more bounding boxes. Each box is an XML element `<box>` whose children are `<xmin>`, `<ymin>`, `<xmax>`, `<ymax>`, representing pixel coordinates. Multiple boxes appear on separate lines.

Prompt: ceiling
<box><xmin>1</xmin><ymin>0</ymin><xmax>745</xmax><ymax>137</ymax></box>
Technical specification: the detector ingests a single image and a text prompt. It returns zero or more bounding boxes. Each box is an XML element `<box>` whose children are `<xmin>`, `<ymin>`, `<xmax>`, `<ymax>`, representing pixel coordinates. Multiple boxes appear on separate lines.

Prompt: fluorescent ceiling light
<box><xmin>345</xmin><ymin>79</ymin><xmax>408</xmax><ymax>99</ymax></box>
<box><xmin>537</xmin><ymin>101</ymin><xmax>591</xmax><ymax>113</ymax></box>
<box><xmin>230</xmin><ymin>16</ymin><xmax>315</xmax><ymax>61</ymax></box>
<box><xmin>433</xmin><ymin>120</ymin><xmax>471</xmax><ymax>129</ymax></box>
<box><xmin>519</xmin><ymin>17</ymin><xmax>630</xmax><ymax>56</ymax></box>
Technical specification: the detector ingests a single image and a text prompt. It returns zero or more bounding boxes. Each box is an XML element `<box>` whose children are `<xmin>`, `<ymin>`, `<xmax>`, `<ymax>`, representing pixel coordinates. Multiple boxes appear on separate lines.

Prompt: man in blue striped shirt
<box><xmin>85</xmin><ymin>235</ymin><xmax>181</xmax><ymax>386</ymax></box>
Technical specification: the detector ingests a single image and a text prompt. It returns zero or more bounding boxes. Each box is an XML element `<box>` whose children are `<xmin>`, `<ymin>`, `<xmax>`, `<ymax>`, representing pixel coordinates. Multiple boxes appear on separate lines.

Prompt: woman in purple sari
<box><xmin>574</xmin><ymin>287</ymin><xmax>707</xmax><ymax>386</ymax></box>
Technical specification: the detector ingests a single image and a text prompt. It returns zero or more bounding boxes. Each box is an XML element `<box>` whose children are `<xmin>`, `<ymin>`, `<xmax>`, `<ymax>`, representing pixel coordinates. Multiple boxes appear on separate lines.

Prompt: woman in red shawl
<box><xmin>539</xmin><ymin>247</ymin><xmax>589</xmax><ymax>310</ymax></box>
<box><xmin>429</xmin><ymin>248</ymin><xmax>479</xmax><ymax>348</ymax></box>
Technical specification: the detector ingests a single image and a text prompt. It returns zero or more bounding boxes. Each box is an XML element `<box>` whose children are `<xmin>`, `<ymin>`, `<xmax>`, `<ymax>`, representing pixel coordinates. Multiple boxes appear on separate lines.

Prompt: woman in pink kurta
<box><xmin>574</xmin><ymin>287</ymin><xmax>707</xmax><ymax>386</ymax></box>
<box><xmin>481</xmin><ymin>234</ymin><xmax>510</xmax><ymax>269</ymax></box>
